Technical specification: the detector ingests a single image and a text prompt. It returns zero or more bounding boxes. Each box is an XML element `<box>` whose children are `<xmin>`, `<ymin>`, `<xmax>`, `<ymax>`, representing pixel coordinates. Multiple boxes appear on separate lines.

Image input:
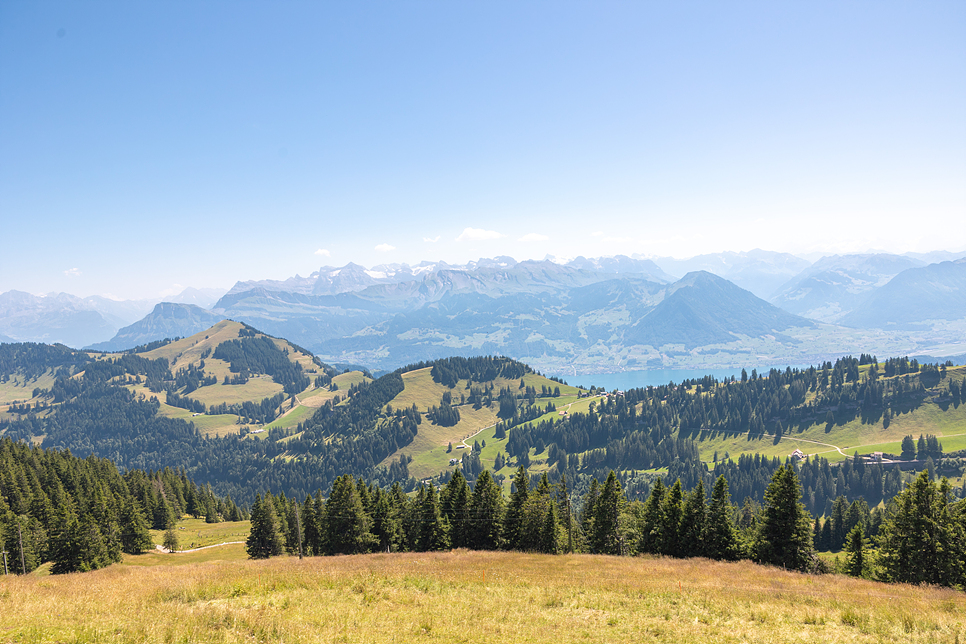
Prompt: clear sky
<box><xmin>1</xmin><ymin>2</ymin><xmax>964</xmax><ymax>299</ymax></box>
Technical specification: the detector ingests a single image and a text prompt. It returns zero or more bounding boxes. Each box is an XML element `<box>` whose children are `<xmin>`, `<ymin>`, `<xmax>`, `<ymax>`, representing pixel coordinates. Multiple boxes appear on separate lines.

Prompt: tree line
<box><xmin>0</xmin><ymin>437</ymin><xmax>242</xmax><ymax>575</ymax></box>
<box><xmin>247</xmin><ymin>464</ymin><xmax>966</xmax><ymax>588</ymax></box>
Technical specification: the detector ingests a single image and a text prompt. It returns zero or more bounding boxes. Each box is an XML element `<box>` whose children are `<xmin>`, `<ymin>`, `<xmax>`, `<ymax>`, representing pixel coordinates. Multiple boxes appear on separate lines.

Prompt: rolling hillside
<box><xmin>2</xmin><ymin>325</ymin><xmax>965</xmax><ymax>515</ymax></box>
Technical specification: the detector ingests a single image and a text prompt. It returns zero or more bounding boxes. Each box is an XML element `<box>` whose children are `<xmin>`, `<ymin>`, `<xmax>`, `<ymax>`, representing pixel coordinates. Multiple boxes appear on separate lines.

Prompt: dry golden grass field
<box><xmin>1</xmin><ymin>549</ymin><xmax>963</xmax><ymax>643</ymax></box>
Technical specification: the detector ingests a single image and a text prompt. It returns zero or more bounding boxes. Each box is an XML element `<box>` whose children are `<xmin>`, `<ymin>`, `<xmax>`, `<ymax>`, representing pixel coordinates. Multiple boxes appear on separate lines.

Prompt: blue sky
<box><xmin>1</xmin><ymin>1</ymin><xmax>964</xmax><ymax>299</ymax></box>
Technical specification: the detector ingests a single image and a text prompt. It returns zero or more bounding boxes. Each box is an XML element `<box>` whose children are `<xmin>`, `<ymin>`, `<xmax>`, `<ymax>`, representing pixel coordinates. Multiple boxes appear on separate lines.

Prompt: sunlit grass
<box><xmin>0</xmin><ymin>369</ymin><xmax>55</xmax><ymax>405</ymax></box>
<box><xmin>149</xmin><ymin>518</ymin><xmax>252</xmax><ymax>551</ymax></box>
<box><xmin>2</xmin><ymin>551</ymin><xmax>963</xmax><ymax>643</ymax></box>
<box><xmin>692</xmin><ymin>397</ymin><xmax>966</xmax><ymax>462</ymax></box>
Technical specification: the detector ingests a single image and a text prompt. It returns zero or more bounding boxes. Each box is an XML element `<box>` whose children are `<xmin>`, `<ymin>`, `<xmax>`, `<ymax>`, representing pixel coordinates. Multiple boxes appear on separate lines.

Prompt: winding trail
<box><xmin>155</xmin><ymin>541</ymin><xmax>244</xmax><ymax>554</ymax></box>
<box><xmin>696</xmin><ymin>428</ymin><xmax>966</xmax><ymax>460</ymax></box>
<box><xmin>460</xmin><ymin>423</ymin><xmax>498</xmax><ymax>448</ymax></box>
<box><xmin>457</xmin><ymin>394</ymin><xmax>605</xmax><ymax>448</ymax></box>
<box><xmin>695</xmin><ymin>427</ymin><xmax>848</xmax><ymax>456</ymax></box>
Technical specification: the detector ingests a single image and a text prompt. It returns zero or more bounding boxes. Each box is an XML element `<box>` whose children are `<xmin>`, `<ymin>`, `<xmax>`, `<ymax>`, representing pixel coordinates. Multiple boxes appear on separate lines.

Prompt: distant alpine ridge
<box><xmin>2</xmin><ymin>251</ymin><xmax>964</xmax><ymax>373</ymax></box>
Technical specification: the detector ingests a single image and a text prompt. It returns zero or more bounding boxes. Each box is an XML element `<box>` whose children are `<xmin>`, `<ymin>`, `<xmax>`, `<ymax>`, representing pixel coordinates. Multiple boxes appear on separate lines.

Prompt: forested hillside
<box><xmin>0</xmin><ymin>437</ymin><xmax>242</xmax><ymax>575</ymax></box>
<box><xmin>2</xmin><ymin>327</ymin><xmax>965</xmax><ymax>523</ymax></box>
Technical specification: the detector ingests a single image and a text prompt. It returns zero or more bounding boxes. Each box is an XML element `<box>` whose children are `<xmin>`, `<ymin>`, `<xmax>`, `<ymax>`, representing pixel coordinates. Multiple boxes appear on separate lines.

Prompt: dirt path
<box><xmin>460</xmin><ymin>423</ymin><xmax>498</xmax><ymax>448</ymax></box>
<box><xmin>456</xmin><ymin>394</ymin><xmax>604</xmax><ymax>448</ymax></box>
<box><xmin>697</xmin><ymin>428</ymin><xmax>966</xmax><ymax>460</ymax></box>
<box><xmin>696</xmin><ymin>427</ymin><xmax>847</xmax><ymax>456</ymax></box>
<box><xmin>155</xmin><ymin>541</ymin><xmax>244</xmax><ymax>554</ymax></box>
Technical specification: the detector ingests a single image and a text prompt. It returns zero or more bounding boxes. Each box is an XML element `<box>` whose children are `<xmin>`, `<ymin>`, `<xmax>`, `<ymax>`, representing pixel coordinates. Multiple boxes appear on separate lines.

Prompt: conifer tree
<box><xmin>301</xmin><ymin>494</ymin><xmax>320</xmax><ymax>556</ymax></box>
<box><xmin>324</xmin><ymin>475</ymin><xmax>375</xmax><ymax>555</ymax></box>
<box><xmin>1</xmin><ymin>512</ymin><xmax>40</xmax><ymax>574</ymax></box>
<box><xmin>658</xmin><ymin>479</ymin><xmax>684</xmax><ymax>557</ymax></box>
<box><xmin>504</xmin><ymin>466</ymin><xmax>530</xmax><ymax>550</ymax></box>
<box><xmin>591</xmin><ymin>471</ymin><xmax>625</xmax><ymax>555</ymax></box>
<box><xmin>77</xmin><ymin>512</ymin><xmax>114</xmax><ymax>570</ymax></box>
<box><xmin>580</xmin><ymin>478</ymin><xmax>602</xmax><ymax>541</ymax></box>
<box><xmin>441</xmin><ymin>469</ymin><xmax>471</xmax><ymax>549</ymax></box>
<box><xmin>819</xmin><ymin>517</ymin><xmax>832</xmax><ymax>551</ymax></box>
<box><xmin>844</xmin><ymin>524</ymin><xmax>865</xmax><ymax>577</ymax></box>
<box><xmin>829</xmin><ymin>496</ymin><xmax>848</xmax><ymax>550</ymax></box>
<box><xmin>468</xmin><ymin>470</ymin><xmax>504</xmax><ymax>550</ymax></box>
<box><xmin>637</xmin><ymin>478</ymin><xmax>666</xmax><ymax>555</ymax></box>
<box><xmin>162</xmin><ymin>526</ymin><xmax>179</xmax><ymax>553</ymax></box>
<box><xmin>417</xmin><ymin>484</ymin><xmax>450</xmax><ymax>551</ymax></box>
<box><xmin>285</xmin><ymin>498</ymin><xmax>303</xmax><ymax>556</ymax></box>
<box><xmin>704</xmin><ymin>475</ymin><xmax>740</xmax><ymax>561</ymax></box>
<box><xmin>119</xmin><ymin>499</ymin><xmax>153</xmax><ymax>554</ymax></box>
<box><xmin>753</xmin><ymin>466</ymin><xmax>815</xmax><ymax>572</ymax></box>
<box><xmin>540</xmin><ymin>498</ymin><xmax>561</xmax><ymax>554</ymax></box>
<box><xmin>371</xmin><ymin>488</ymin><xmax>402</xmax><ymax>553</ymax></box>
<box><xmin>49</xmin><ymin>500</ymin><xmax>82</xmax><ymax>574</ymax></box>
<box><xmin>678</xmin><ymin>479</ymin><xmax>707</xmax><ymax>558</ymax></box>
<box><xmin>246</xmin><ymin>493</ymin><xmax>284</xmax><ymax>559</ymax></box>
<box><xmin>877</xmin><ymin>472</ymin><xmax>965</xmax><ymax>587</ymax></box>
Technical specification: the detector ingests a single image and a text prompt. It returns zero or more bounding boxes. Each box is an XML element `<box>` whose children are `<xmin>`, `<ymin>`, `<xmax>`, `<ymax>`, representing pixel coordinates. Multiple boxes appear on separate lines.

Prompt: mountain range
<box><xmin>0</xmin><ymin>287</ymin><xmax>225</xmax><ymax>349</ymax></box>
<box><xmin>2</xmin><ymin>251</ymin><xmax>964</xmax><ymax>374</ymax></box>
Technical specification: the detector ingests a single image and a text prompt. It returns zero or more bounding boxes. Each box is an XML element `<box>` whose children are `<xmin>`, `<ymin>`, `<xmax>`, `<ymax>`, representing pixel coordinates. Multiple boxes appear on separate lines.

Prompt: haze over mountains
<box><xmin>2</xmin><ymin>250</ymin><xmax>964</xmax><ymax>374</ymax></box>
<box><xmin>0</xmin><ymin>287</ymin><xmax>226</xmax><ymax>349</ymax></box>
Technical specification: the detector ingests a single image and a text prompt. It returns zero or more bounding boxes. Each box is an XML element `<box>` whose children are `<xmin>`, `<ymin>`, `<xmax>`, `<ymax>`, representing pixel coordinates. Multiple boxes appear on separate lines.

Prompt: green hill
<box><xmin>117</xmin><ymin>320</ymin><xmax>343</xmax><ymax>436</ymax></box>
<box><xmin>2</xmin><ymin>327</ymin><xmax>965</xmax><ymax>514</ymax></box>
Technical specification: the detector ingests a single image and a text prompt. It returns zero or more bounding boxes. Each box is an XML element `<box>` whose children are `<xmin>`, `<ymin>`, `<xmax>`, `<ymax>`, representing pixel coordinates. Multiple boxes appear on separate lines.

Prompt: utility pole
<box><xmin>294</xmin><ymin>503</ymin><xmax>303</xmax><ymax>560</ymax></box>
<box><xmin>18</xmin><ymin>521</ymin><xmax>25</xmax><ymax>574</ymax></box>
<box><xmin>614</xmin><ymin>490</ymin><xmax>622</xmax><ymax>556</ymax></box>
<box><xmin>2</xmin><ymin>550</ymin><xmax>7</xmax><ymax>575</ymax></box>
<box><xmin>561</xmin><ymin>473</ymin><xmax>573</xmax><ymax>554</ymax></box>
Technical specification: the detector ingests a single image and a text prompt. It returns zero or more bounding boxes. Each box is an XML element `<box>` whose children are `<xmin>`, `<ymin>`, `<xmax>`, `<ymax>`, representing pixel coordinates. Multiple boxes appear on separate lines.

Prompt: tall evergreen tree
<box><xmin>49</xmin><ymin>500</ymin><xmax>82</xmax><ymax>574</ymax></box>
<box><xmin>441</xmin><ymin>469</ymin><xmax>471</xmax><ymax>549</ymax></box>
<box><xmin>844</xmin><ymin>524</ymin><xmax>866</xmax><ymax>577</ymax></box>
<box><xmin>591</xmin><ymin>471</ymin><xmax>625</xmax><ymax>555</ymax></box>
<box><xmin>829</xmin><ymin>496</ymin><xmax>848</xmax><ymax>550</ymax></box>
<box><xmin>580</xmin><ymin>478</ymin><xmax>602</xmax><ymax>541</ymax></box>
<box><xmin>877</xmin><ymin>472</ymin><xmax>965</xmax><ymax>587</ymax></box>
<box><xmin>468</xmin><ymin>470</ymin><xmax>504</xmax><ymax>550</ymax></box>
<box><xmin>540</xmin><ymin>498</ymin><xmax>561</xmax><ymax>554</ymax></box>
<box><xmin>704</xmin><ymin>475</ymin><xmax>740</xmax><ymax>561</ymax></box>
<box><xmin>285</xmin><ymin>498</ymin><xmax>303</xmax><ymax>557</ymax></box>
<box><xmin>818</xmin><ymin>517</ymin><xmax>832</xmax><ymax>551</ymax></box>
<box><xmin>371</xmin><ymin>488</ymin><xmax>402</xmax><ymax>553</ymax></box>
<box><xmin>245</xmin><ymin>493</ymin><xmax>284</xmax><ymax>559</ymax></box>
<box><xmin>678</xmin><ymin>479</ymin><xmax>707</xmax><ymax>558</ymax></box>
<box><xmin>637</xmin><ymin>478</ymin><xmax>666</xmax><ymax>555</ymax></box>
<box><xmin>118</xmin><ymin>499</ymin><xmax>153</xmax><ymax>555</ymax></box>
<box><xmin>753</xmin><ymin>466</ymin><xmax>815</xmax><ymax>572</ymax></box>
<box><xmin>417</xmin><ymin>484</ymin><xmax>450</xmax><ymax>551</ymax></box>
<box><xmin>504</xmin><ymin>466</ymin><xmax>530</xmax><ymax>550</ymax></box>
<box><xmin>658</xmin><ymin>479</ymin><xmax>684</xmax><ymax>557</ymax></box>
<box><xmin>301</xmin><ymin>494</ymin><xmax>321</xmax><ymax>556</ymax></box>
<box><xmin>324</xmin><ymin>475</ymin><xmax>375</xmax><ymax>555</ymax></box>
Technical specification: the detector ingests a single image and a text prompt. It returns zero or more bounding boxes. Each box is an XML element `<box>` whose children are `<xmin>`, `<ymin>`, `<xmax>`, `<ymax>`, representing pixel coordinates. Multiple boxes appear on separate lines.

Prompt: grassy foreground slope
<box><xmin>2</xmin><ymin>551</ymin><xmax>963</xmax><ymax>643</ymax></box>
